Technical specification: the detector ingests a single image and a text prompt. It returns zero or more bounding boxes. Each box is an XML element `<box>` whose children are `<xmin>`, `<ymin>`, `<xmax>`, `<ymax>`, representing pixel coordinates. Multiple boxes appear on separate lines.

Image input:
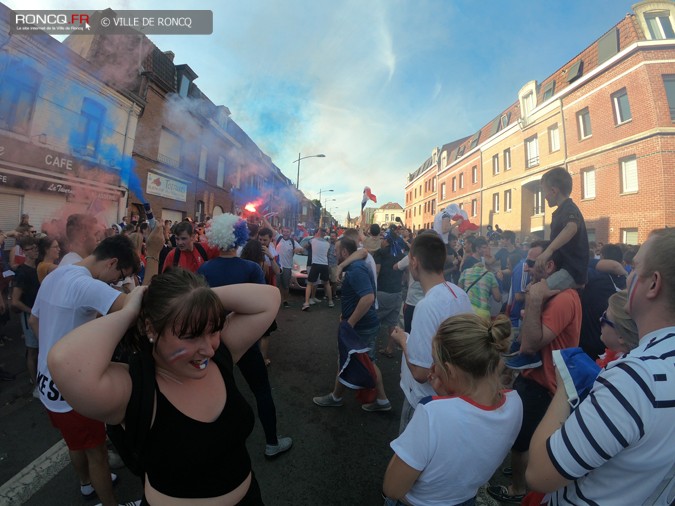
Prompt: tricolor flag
<box><xmin>361</xmin><ymin>186</ymin><xmax>377</xmax><ymax>210</ymax></box>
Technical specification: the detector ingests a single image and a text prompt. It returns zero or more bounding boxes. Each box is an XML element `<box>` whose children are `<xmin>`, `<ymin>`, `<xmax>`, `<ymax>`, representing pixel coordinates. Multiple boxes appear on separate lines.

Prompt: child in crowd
<box><xmin>507</xmin><ymin>167</ymin><xmax>589</xmax><ymax>369</ymax></box>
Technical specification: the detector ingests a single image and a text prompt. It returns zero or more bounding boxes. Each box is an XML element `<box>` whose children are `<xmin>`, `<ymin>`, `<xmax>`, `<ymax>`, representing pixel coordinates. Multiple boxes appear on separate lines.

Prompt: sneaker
<box><xmin>308</xmin><ymin>299</ymin><xmax>316</xmax><ymax>305</ymax></box>
<box><xmin>81</xmin><ymin>473</ymin><xmax>118</xmax><ymax>497</ymax></box>
<box><xmin>553</xmin><ymin>347</ymin><xmax>601</xmax><ymax>408</ymax></box>
<box><xmin>108</xmin><ymin>448</ymin><xmax>124</xmax><ymax>469</ymax></box>
<box><xmin>282</xmin><ymin>301</ymin><xmax>289</xmax><ymax>308</ymax></box>
<box><xmin>312</xmin><ymin>297</ymin><xmax>322</xmax><ymax>304</ymax></box>
<box><xmin>328</xmin><ymin>301</ymin><xmax>335</xmax><ymax>308</ymax></box>
<box><xmin>486</xmin><ymin>485</ymin><xmax>525</xmax><ymax>504</ymax></box>
<box><xmin>302</xmin><ymin>303</ymin><xmax>310</xmax><ymax>311</ymax></box>
<box><xmin>265</xmin><ymin>436</ymin><xmax>293</xmax><ymax>458</ymax></box>
<box><xmin>361</xmin><ymin>400</ymin><xmax>392</xmax><ymax>412</ymax></box>
<box><xmin>505</xmin><ymin>351</ymin><xmax>542</xmax><ymax>370</ymax></box>
<box><xmin>313</xmin><ymin>393</ymin><xmax>343</xmax><ymax>407</ymax></box>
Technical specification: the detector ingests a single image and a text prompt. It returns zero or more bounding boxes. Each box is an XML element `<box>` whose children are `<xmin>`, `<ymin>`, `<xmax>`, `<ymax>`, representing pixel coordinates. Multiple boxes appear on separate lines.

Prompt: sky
<box><xmin>6</xmin><ymin>0</ymin><xmax>638</xmax><ymax>223</ymax></box>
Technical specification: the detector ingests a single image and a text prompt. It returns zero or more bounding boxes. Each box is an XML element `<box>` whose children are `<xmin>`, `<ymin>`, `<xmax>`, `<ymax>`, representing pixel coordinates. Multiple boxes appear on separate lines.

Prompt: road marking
<box><xmin>0</xmin><ymin>439</ymin><xmax>69</xmax><ymax>505</ymax></box>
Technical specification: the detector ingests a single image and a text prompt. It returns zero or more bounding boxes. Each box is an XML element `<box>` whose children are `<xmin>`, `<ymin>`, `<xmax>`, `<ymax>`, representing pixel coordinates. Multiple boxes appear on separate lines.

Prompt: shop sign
<box><xmin>146</xmin><ymin>172</ymin><xmax>187</xmax><ymax>202</ymax></box>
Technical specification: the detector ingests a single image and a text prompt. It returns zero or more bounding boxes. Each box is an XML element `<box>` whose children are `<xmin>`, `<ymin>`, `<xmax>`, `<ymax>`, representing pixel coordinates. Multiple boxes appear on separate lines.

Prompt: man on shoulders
<box><xmin>488</xmin><ymin>241</ymin><xmax>581</xmax><ymax>504</ymax></box>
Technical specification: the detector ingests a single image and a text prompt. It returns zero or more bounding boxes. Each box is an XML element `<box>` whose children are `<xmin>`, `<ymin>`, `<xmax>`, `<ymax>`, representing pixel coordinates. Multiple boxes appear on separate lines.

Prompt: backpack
<box><xmin>172</xmin><ymin>242</ymin><xmax>208</xmax><ymax>267</ymax></box>
<box><xmin>106</xmin><ymin>352</ymin><xmax>155</xmax><ymax>476</ymax></box>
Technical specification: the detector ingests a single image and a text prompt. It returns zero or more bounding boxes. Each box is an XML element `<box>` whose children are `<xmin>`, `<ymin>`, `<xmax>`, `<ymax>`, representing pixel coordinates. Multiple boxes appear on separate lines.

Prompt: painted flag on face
<box><xmin>361</xmin><ymin>187</ymin><xmax>377</xmax><ymax>210</ymax></box>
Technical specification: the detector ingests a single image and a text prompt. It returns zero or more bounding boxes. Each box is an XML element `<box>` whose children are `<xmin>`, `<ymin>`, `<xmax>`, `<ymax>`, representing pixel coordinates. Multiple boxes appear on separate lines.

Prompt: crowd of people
<box><xmin>0</xmin><ymin>163</ymin><xmax>673</xmax><ymax>506</ymax></box>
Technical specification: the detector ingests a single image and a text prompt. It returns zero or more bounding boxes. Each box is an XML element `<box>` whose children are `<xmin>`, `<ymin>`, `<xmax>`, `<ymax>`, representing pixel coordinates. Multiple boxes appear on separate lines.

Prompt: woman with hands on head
<box><xmin>383</xmin><ymin>314</ymin><xmax>523</xmax><ymax>506</ymax></box>
<box><xmin>47</xmin><ymin>223</ymin><xmax>280</xmax><ymax>505</ymax></box>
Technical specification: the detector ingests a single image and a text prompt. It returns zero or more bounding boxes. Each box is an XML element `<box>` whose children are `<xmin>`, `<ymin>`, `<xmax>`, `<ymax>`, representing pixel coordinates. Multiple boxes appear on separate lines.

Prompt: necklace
<box><xmin>156</xmin><ymin>367</ymin><xmax>184</xmax><ymax>385</ymax></box>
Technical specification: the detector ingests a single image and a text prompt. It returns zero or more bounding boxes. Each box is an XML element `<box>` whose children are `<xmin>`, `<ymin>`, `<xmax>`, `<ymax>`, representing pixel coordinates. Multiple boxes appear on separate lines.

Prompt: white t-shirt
<box><xmin>264</xmin><ymin>243</ymin><xmax>277</xmax><ymax>268</ymax></box>
<box><xmin>547</xmin><ymin>327</ymin><xmax>675</xmax><ymax>505</ymax></box>
<box><xmin>310</xmin><ymin>237</ymin><xmax>329</xmax><ymax>265</ymax></box>
<box><xmin>391</xmin><ymin>391</ymin><xmax>523</xmax><ymax>506</ymax></box>
<box><xmin>400</xmin><ymin>282</ymin><xmax>473</xmax><ymax>407</ymax></box>
<box><xmin>32</xmin><ymin>265</ymin><xmax>121</xmax><ymax>413</ymax></box>
<box><xmin>58</xmin><ymin>251</ymin><xmax>83</xmax><ymax>267</ymax></box>
<box><xmin>397</xmin><ymin>255</ymin><xmax>424</xmax><ymax>306</ymax></box>
<box><xmin>276</xmin><ymin>237</ymin><xmax>300</xmax><ymax>269</ymax></box>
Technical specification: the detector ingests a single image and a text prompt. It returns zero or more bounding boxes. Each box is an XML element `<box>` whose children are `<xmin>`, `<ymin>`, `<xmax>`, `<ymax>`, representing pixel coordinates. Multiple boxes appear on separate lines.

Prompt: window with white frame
<box><xmin>459</xmin><ymin>203</ymin><xmax>464</xmax><ymax>210</ymax></box>
<box><xmin>441</xmin><ymin>182</ymin><xmax>446</xmax><ymax>200</ymax></box>
<box><xmin>452</xmin><ymin>177</ymin><xmax>457</xmax><ymax>192</ymax></box>
<box><xmin>492</xmin><ymin>154</ymin><xmax>500</xmax><ymax>175</ymax></box>
<box><xmin>525</xmin><ymin>135</ymin><xmax>539</xmax><ymax>168</ymax></box>
<box><xmin>645</xmin><ymin>11</ymin><xmax>675</xmax><ymax>39</ymax></box>
<box><xmin>504</xmin><ymin>189</ymin><xmax>512</xmax><ymax>212</ymax></box>
<box><xmin>621</xmin><ymin>228</ymin><xmax>639</xmax><ymax>245</ymax></box>
<box><xmin>471</xmin><ymin>199</ymin><xmax>477</xmax><ymax>217</ymax></box>
<box><xmin>504</xmin><ymin>148</ymin><xmax>511</xmax><ymax>170</ymax></box>
<box><xmin>548</xmin><ymin>124</ymin><xmax>560</xmax><ymax>152</ymax></box>
<box><xmin>577</xmin><ymin>107</ymin><xmax>592</xmax><ymax>139</ymax></box>
<box><xmin>620</xmin><ymin>156</ymin><xmax>638</xmax><ymax>193</ymax></box>
<box><xmin>158</xmin><ymin>128</ymin><xmax>182</xmax><ymax>168</ymax></box>
<box><xmin>612</xmin><ymin>89</ymin><xmax>632</xmax><ymax>124</ymax></box>
<box><xmin>534</xmin><ymin>188</ymin><xmax>545</xmax><ymax>215</ymax></box>
<box><xmin>492</xmin><ymin>193</ymin><xmax>500</xmax><ymax>213</ymax></box>
<box><xmin>432</xmin><ymin>178</ymin><xmax>436</xmax><ymax>191</ymax></box>
<box><xmin>472</xmin><ymin>166</ymin><xmax>478</xmax><ymax>183</ymax></box>
<box><xmin>582</xmin><ymin>168</ymin><xmax>596</xmax><ymax>199</ymax></box>
<box><xmin>217</xmin><ymin>156</ymin><xmax>225</xmax><ymax>187</ymax></box>
<box><xmin>198</xmin><ymin>146</ymin><xmax>207</xmax><ymax>180</ymax></box>
<box><xmin>431</xmin><ymin>199</ymin><xmax>436</xmax><ymax>214</ymax></box>
<box><xmin>75</xmin><ymin>98</ymin><xmax>106</xmax><ymax>156</ymax></box>
<box><xmin>459</xmin><ymin>173</ymin><xmax>464</xmax><ymax>188</ymax></box>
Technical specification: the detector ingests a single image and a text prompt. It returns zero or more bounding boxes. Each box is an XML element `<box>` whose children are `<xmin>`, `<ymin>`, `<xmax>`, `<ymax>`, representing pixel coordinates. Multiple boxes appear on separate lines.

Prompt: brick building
<box><xmin>0</xmin><ymin>4</ymin><xmax>139</xmax><ymax>234</ymax></box>
<box><xmin>64</xmin><ymin>9</ymin><xmax>303</xmax><ymax>227</ymax></box>
<box><xmin>404</xmin><ymin>0</ymin><xmax>675</xmax><ymax>245</ymax></box>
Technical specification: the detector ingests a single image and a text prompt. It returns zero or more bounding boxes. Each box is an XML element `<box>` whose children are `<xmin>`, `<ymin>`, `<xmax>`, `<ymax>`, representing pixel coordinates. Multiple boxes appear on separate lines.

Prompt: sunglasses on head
<box><xmin>599</xmin><ymin>311</ymin><xmax>615</xmax><ymax>328</ymax></box>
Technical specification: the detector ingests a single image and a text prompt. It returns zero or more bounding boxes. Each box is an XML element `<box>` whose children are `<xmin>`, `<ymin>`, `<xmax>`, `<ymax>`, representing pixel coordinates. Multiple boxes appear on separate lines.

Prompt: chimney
<box><xmin>164</xmin><ymin>51</ymin><xmax>175</xmax><ymax>61</ymax></box>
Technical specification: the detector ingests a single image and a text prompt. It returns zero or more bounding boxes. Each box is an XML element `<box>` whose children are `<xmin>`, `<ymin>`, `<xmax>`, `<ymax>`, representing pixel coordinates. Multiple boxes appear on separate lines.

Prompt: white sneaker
<box><xmin>82</xmin><ymin>473</ymin><xmax>118</xmax><ymax>497</ymax></box>
<box><xmin>309</xmin><ymin>299</ymin><xmax>316</xmax><ymax>305</ymax></box>
<box><xmin>311</xmin><ymin>297</ymin><xmax>322</xmax><ymax>304</ymax></box>
<box><xmin>328</xmin><ymin>301</ymin><xmax>335</xmax><ymax>308</ymax></box>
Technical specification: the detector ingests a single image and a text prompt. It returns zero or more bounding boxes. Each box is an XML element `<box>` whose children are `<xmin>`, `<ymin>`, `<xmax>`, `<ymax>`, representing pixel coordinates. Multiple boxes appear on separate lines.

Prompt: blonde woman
<box><xmin>596</xmin><ymin>289</ymin><xmax>639</xmax><ymax>368</ymax></box>
<box><xmin>383</xmin><ymin>314</ymin><xmax>523</xmax><ymax>506</ymax></box>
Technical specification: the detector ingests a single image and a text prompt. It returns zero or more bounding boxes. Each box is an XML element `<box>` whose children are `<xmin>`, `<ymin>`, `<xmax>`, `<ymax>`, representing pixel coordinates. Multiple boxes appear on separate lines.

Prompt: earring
<box><xmin>148</xmin><ymin>337</ymin><xmax>154</xmax><ymax>343</ymax></box>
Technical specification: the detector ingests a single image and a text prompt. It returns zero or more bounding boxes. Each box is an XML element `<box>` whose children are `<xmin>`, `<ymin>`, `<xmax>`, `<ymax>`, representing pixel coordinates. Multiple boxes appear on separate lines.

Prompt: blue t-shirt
<box><xmin>341</xmin><ymin>260</ymin><xmax>379</xmax><ymax>333</ymax></box>
<box><xmin>197</xmin><ymin>257</ymin><xmax>265</xmax><ymax>288</ymax></box>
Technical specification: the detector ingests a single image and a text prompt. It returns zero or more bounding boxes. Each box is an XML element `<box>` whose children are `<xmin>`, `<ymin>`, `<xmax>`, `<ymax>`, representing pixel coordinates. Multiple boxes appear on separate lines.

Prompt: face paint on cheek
<box><xmin>169</xmin><ymin>348</ymin><xmax>188</xmax><ymax>362</ymax></box>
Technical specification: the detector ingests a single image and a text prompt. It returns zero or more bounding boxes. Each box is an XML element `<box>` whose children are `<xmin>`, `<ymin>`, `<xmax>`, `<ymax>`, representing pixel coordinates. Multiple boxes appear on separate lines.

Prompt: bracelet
<box><xmin>146</xmin><ymin>256</ymin><xmax>159</xmax><ymax>262</ymax></box>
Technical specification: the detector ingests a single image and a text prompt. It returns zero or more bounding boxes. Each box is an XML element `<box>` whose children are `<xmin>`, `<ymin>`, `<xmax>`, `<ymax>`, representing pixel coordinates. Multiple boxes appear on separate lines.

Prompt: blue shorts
<box><xmin>355</xmin><ymin>325</ymin><xmax>380</xmax><ymax>361</ymax></box>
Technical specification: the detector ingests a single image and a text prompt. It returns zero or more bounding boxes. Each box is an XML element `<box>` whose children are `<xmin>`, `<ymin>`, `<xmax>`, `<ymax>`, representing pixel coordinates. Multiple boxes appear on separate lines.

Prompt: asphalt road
<box><xmin>0</xmin><ymin>292</ymin><xmax>507</xmax><ymax>505</ymax></box>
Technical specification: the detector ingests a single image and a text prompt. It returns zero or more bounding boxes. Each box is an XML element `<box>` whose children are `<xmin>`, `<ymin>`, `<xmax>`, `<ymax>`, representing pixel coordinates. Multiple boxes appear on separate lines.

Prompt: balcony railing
<box><xmin>158</xmin><ymin>153</ymin><xmax>180</xmax><ymax>168</ymax></box>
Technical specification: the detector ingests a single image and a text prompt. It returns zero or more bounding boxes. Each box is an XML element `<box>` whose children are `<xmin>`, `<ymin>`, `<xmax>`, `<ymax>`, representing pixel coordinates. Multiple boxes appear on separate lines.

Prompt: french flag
<box><xmin>361</xmin><ymin>186</ymin><xmax>377</xmax><ymax>210</ymax></box>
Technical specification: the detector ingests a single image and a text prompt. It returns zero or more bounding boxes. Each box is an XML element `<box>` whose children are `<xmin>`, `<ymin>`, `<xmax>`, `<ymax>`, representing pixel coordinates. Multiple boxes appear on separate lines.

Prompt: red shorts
<box><xmin>47</xmin><ymin>409</ymin><xmax>106</xmax><ymax>451</ymax></box>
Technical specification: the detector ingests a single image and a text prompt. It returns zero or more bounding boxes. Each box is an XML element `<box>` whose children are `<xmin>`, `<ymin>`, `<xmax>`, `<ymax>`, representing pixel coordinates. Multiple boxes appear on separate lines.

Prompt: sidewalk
<box><xmin>0</xmin><ymin>308</ymin><xmax>34</xmax><ymax>410</ymax></box>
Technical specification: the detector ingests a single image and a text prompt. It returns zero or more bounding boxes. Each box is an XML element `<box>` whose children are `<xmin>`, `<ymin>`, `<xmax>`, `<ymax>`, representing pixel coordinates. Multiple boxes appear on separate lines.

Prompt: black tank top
<box><xmin>144</xmin><ymin>345</ymin><xmax>255</xmax><ymax>498</ymax></box>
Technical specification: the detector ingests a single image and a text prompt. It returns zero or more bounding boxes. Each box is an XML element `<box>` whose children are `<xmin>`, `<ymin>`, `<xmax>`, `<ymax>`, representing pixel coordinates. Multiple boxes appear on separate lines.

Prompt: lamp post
<box><xmin>294</xmin><ymin>153</ymin><xmax>326</xmax><ymax>190</ymax></box>
<box><xmin>318</xmin><ymin>189</ymin><xmax>334</xmax><ymax>228</ymax></box>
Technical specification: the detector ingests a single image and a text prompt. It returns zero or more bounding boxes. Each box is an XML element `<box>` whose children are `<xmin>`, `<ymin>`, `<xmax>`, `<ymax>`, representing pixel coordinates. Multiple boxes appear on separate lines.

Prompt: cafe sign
<box><xmin>146</xmin><ymin>172</ymin><xmax>187</xmax><ymax>202</ymax></box>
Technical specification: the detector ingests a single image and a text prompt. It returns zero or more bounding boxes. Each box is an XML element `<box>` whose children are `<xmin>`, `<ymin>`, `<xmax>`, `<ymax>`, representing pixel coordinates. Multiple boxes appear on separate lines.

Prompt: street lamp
<box><xmin>318</xmin><ymin>189</ymin><xmax>334</xmax><ymax>227</ymax></box>
<box><xmin>293</xmin><ymin>153</ymin><xmax>326</xmax><ymax>190</ymax></box>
